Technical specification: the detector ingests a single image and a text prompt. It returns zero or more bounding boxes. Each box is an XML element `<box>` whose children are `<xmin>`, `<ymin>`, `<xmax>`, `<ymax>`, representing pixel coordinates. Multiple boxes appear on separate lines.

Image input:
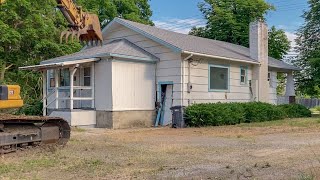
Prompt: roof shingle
<box><xmin>109</xmin><ymin>18</ymin><xmax>299</xmax><ymax>71</ymax></box>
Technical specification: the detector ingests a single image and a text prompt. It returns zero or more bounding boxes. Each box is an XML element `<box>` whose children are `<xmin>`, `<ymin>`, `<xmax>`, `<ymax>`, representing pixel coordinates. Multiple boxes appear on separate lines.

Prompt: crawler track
<box><xmin>0</xmin><ymin>114</ymin><xmax>70</xmax><ymax>154</ymax></box>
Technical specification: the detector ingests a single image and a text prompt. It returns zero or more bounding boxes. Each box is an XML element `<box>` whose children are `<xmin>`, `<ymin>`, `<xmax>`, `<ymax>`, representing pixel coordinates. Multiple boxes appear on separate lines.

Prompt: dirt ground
<box><xmin>1</xmin><ymin>118</ymin><xmax>320</xmax><ymax>180</ymax></box>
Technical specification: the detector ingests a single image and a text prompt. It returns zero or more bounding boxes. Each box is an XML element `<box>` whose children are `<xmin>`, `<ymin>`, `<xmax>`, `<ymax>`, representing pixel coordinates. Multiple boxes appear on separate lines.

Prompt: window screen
<box><xmin>209</xmin><ymin>66</ymin><xmax>229</xmax><ymax>90</ymax></box>
<box><xmin>240</xmin><ymin>67</ymin><xmax>247</xmax><ymax>84</ymax></box>
<box><xmin>83</xmin><ymin>67</ymin><xmax>91</xmax><ymax>86</ymax></box>
<box><xmin>60</xmin><ymin>69</ymin><xmax>70</xmax><ymax>87</ymax></box>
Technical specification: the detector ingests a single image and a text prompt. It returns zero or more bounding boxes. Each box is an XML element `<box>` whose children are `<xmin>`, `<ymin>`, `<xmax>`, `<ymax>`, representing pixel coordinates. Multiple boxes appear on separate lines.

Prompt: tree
<box><xmin>294</xmin><ymin>0</ymin><xmax>320</xmax><ymax>97</ymax></box>
<box><xmin>0</xmin><ymin>0</ymin><xmax>153</xmax><ymax>115</ymax></box>
<box><xmin>77</xmin><ymin>0</ymin><xmax>153</xmax><ymax>27</ymax></box>
<box><xmin>268</xmin><ymin>26</ymin><xmax>291</xmax><ymax>95</ymax></box>
<box><xmin>268</xmin><ymin>26</ymin><xmax>291</xmax><ymax>60</ymax></box>
<box><xmin>189</xmin><ymin>0</ymin><xmax>274</xmax><ymax>47</ymax></box>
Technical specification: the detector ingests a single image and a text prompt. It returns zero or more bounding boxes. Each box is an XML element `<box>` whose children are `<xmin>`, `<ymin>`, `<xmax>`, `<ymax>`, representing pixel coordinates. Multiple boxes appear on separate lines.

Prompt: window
<box><xmin>83</xmin><ymin>67</ymin><xmax>91</xmax><ymax>86</ymax></box>
<box><xmin>48</xmin><ymin>70</ymin><xmax>55</xmax><ymax>88</ymax></box>
<box><xmin>268</xmin><ymin>72</ymin><xmax>272</xmax><ymax>87</ymax></box>
<box><xmin>240</xmin><ymin>67</ymin><xmax>247</xmax><ymax>85</ymax></box>
<box><xmin>60</xmin><ymin>68</ymin><xmax>70</xmax><ymax>87</ymax></box>
<box><xmin>209</xmin><ymin>65</ymin><xmax>229</xmax><ymax>91</ymax></box>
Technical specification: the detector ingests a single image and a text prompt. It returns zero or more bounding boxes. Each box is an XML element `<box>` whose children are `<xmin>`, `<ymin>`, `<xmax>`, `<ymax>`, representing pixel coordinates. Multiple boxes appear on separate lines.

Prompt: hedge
<box><xmin>185</xmin><ymin>102</ymin><xmax>311</xmax><ymax>127</ymax></box>
<box><xmin>278</xmin><ymin>104</ymin><xmax>312</xmax><ymax>118</ymax></box>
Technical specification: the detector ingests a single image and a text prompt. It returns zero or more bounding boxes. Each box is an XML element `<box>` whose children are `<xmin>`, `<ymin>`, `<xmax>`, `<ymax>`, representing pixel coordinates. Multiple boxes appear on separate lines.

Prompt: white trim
<box><xmin>182</xmin><ymin>51</ymin><xmax>260</xmax><ymax>65</ymax></box>
<box><xmin>42</xmin><ymin>71</ymin><xmax>47</xmax><ymax>116</ymax></box>
<box><xmin>91</xmin><ymin>63</ymin><xmax>95</xmax><ymax>108</ymax></box>
<box><xmin>19</xmin><ymin>58</ymin><xmax>99</xmax><ymax>71</ymax></box>
<box><xmin>55</xmin><ymin>69</ymin><xmax>59</xmax><ymax>109</ymax></box>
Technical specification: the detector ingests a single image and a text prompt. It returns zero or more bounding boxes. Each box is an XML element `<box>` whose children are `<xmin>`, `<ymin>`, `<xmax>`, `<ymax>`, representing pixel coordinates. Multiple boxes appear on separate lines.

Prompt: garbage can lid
<box><xmin>170</xmin><ymin>106</ymin><xmax>186</xmax><ymax>110</ymax></box>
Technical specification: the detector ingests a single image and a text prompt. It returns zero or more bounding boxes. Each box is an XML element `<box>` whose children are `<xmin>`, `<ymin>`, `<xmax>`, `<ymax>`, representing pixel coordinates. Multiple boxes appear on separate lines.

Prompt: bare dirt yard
<box><xmin>1</xmin><ymin>118</ymin><xmax>320</xmax><ymax>180</ymax></box>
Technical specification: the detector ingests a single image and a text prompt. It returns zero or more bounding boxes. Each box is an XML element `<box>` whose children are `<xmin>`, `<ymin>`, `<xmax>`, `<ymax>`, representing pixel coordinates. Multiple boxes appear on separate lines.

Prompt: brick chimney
<box><xmin>250</xmin><ymin>20</ymin><xmax>269</xmax><ymax>103</ymax></box>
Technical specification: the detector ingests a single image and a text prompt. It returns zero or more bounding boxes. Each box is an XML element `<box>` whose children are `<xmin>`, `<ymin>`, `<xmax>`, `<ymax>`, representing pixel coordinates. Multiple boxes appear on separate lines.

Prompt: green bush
<box><xmin>185</xmin><ymin>102</ymin><xmax>310</xmax><ymax>127</ymax></box>
<box><xmin>278</xmin><ymin>104</ymin><xmax>312</xmax><ymax>118</ymax></box>
<box><xmin>185</xmin><ymin>103</ymin><xmax>246</xmax><ymax>127</ymax></box>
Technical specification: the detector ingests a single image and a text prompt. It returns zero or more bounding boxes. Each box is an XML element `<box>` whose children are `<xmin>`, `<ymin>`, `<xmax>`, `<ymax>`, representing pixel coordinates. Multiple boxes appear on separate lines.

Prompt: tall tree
<box><xmin>0</xmin><ymin>0</ymin><xmax>153</xmax><ymax>115</ymax></box>
<box><xmin>77</xmin><ymin>0</ymin><xmax>153</xmax><ymax>27</ymax></box>
<box><xmin>268</xmin><ymin>26</ymin><xmax>291</xmax><ymax>60</ymax></box>
<box><xmin>268</xmin><ymin>26</ymin><xmax>291</xmax><ymax>95</ymax></box>
<box><xmin>189</xmin><ymin>0</ymin><xmax>274</xmax><ymax>47</ymax></box>
<box><xmin>294</xmin><ymin>0</ymin><xmax>320</xmax><ymax>97</ymax></box>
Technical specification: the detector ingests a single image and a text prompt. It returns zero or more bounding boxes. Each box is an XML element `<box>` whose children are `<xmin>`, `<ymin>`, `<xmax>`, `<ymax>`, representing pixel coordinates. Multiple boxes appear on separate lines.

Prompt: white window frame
<box><xmin>240</xmin><ymin>66</ymin><xmax>248</xmax><ymax>85</ymax></box>
<box><xmin>208</xmin><ymin>64</ymin><xmax>230</xmax><ymax>92</ymax></box>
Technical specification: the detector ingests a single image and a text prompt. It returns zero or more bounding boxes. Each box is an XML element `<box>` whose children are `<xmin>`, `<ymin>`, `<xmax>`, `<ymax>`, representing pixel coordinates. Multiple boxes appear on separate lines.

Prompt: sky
<box><xmin>150</xmin><ymin>0</ymin><xmax>309</xmax><ymax>49</ymax></box>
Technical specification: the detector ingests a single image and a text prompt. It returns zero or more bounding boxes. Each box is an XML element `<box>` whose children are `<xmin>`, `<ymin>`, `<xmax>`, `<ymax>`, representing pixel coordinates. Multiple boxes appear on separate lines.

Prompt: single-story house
<box><xmin>20</xmin><ymin>18</ymin><xmax>299</xmax><ymax>128</ymax></box>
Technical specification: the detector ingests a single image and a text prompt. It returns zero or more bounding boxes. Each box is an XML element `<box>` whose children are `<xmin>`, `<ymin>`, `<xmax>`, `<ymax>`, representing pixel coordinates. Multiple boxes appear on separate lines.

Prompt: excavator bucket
<box><xmin>60</xmin><ymin>14</ymin><xmax>103</xmax><ymax>46</ymax></box>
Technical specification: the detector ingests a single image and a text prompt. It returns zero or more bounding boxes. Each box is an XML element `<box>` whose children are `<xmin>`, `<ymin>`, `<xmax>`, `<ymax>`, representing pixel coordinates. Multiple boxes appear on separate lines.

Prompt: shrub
<box><xmin>185</xmin><ymin>102</ymin><xmax>284</xmax><ymax>127</ymax></box>
<box><xmin>185</xmin><ymin>102</ymin><xmax>303</xmax><ymax>127</ymax></box>
<box><xmin>278</xmin><ymin>104</ymin><xmax>312</xmax><ymax>118</ymax></box>
<box><xmin>185</xmin><ymin>103</ymin><xmax>245</xmax><ymax>127</ymax></box>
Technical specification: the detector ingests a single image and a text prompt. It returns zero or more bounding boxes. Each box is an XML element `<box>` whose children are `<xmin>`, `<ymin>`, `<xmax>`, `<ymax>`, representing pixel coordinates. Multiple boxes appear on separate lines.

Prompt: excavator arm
<box><xmin>0</xmin><ymin>0</ymin><xmax>102</xmax><ymax>45</ymax></box>
<box><xmin>56</xmin><ymin>0</ymin><xmax>103</xmax><ymax>45</ymax></box>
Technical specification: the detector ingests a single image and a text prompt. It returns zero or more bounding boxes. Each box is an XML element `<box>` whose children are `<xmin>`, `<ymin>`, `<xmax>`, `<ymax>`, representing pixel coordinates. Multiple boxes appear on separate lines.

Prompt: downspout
<box><xmin>182</xmin><ymin>54</ymin><xmax>193</xmax><ymax>106</ymax></box>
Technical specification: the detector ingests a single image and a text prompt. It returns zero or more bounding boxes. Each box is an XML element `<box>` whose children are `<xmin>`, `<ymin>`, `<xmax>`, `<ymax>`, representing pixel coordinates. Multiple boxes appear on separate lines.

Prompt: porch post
<box><xmin>42</xmin><ymin>70</ymin><xmax>47</xmax><ymax>116</ymax></box>
<box><xmin>69</xmin><ymin>65</ymin><xmax>78</xmax><ymax>110</ymax></box>
<box><xmin>285</xmin><ymin>71</ymin><xmax>295</xmax><ymax>104</ymax></box>
<box><xmin>55</xmin><ymin>69</ymin><xmax>59</xmax><ymax>109</ymax></box>
<box><xmin>91</xmin><ymin>63</ymin><xmax>95</xmax><ymax>109</ymax></box>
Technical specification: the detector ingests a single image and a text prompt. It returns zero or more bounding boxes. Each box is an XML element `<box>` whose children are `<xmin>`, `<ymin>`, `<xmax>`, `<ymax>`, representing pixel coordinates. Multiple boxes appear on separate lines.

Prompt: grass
<box><xmin>1</xmin><ymin>117</ymin><xmax>320</xmax><ymax>179</ymax></box>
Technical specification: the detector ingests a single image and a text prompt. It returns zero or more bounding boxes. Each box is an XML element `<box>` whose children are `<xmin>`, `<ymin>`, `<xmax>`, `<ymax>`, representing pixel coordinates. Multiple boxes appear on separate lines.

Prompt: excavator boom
<box><xmin>57</xmin><ymin>0</ymin><xmax>103</xmax><ymax>45</ymax></box>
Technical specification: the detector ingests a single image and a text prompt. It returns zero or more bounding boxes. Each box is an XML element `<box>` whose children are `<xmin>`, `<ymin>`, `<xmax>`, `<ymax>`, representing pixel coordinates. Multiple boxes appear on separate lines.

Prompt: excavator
<box><xmin>0</xmin><ymin>0</ymin><xmax>103</xmax><ymax>153</ymax></box>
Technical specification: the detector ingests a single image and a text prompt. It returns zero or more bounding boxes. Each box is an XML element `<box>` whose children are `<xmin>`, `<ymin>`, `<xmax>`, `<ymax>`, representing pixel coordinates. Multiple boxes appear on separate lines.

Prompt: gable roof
<box><xmin>41</xmin><ymin>39</ymin><xmax>159</xmax><ymax>65</ymax></box>
<box><xmin>103</xmin><ymin>18</ymin><xmax>299</xmax><ymax>71</ymax></box>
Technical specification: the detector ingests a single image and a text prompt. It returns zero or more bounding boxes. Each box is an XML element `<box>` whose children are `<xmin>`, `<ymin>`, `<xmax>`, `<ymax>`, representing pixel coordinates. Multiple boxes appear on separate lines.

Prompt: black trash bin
<box><xmin>170</xmin><ymin>106</ymin><xmax>186</xmax><ymax>128</ymax></box>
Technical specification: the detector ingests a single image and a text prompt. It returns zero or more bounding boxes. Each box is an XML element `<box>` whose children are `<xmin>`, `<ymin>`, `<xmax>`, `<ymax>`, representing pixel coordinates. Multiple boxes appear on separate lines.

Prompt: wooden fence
<box><xmin>277</xmin><ymin>96</ymin><xmax>320</xmax><ymax>108</ymax></box>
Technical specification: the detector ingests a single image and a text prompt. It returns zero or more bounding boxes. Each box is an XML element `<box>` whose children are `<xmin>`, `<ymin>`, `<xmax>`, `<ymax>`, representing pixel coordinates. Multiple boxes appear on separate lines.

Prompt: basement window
<box><xmin>209</xmin><ymin>64</ymin><xmax>229</xmax><ymax>91</ymax></box>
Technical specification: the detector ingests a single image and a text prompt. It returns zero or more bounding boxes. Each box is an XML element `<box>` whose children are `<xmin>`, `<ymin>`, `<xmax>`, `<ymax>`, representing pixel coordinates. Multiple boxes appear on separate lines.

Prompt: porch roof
<box><xmin>19</xmin><ymin>58</ymin><xmax>99</xmax><ymax>71</ymax></box>
<box><xmin>20</xmin><ymin>39</ymin><xmax>159</xmax><ymax>71</ymax></box>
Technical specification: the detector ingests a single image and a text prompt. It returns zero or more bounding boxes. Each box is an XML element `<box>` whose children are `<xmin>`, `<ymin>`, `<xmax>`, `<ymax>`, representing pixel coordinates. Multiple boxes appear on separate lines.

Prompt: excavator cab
<box><xmin>0</xmin><ymin>85</ymin><xmax>24</xmax><ymax>109</ymax></box>
<box><xmin>57</xmin><ymin>0</ymin><xmax>103</xmax><ymax>45</ymax></box>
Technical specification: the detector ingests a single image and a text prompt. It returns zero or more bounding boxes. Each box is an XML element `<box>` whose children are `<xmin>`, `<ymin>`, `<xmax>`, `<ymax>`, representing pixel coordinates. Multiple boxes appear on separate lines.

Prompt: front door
<box><xmin>161</xmin><ymin>84</ymin><xmax>173</xmax><ymax>126</ymax></box>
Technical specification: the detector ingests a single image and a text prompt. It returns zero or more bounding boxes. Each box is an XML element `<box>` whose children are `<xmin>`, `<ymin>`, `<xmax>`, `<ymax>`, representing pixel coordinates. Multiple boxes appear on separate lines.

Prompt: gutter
<box><xmin>182</xmin><ymin>51</ymin><xmax>260</xmax><ymax>65</ymax></box>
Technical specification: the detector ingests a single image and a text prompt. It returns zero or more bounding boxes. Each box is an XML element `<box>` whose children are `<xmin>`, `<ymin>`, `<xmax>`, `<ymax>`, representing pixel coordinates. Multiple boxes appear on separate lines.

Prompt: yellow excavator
<box><xmin>0</xmin><ymin>0</ymin><xmax>103</xmax><ymax>153</ymax></box>
<box><xmin>57</xmin><ymin>0</ymin><xmax>103</xmax><ymax>45</ymax></box>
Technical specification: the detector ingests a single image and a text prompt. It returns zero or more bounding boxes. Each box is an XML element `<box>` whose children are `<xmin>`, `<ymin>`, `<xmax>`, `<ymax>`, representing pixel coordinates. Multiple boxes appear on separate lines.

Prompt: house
<box><xmin>20</xmin><ymin>18</ymin><xmax>299</xmax><ymax>128</ymax></box>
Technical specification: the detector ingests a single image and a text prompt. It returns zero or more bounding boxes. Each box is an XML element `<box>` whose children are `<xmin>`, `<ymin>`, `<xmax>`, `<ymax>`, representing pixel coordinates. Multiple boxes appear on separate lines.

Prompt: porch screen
<box><xmin>60</xmin><ymin>69</ymin><xmax>70</xmax><ymax>87</ymax></box>
<box><xmin>209</xmin><ymin>65</ymin><xmax>229</xmax><ymax>91</ymax></box>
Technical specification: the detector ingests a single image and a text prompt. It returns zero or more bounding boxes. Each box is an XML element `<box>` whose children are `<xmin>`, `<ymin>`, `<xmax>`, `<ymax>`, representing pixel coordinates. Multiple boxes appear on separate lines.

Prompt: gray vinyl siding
<box><xmin>182</xmin><ymin>57</ymin><xmax>253</xmax><ymax>105</ymax></box>
<box><xmin>103</xmin><ymin>26</ymin><xmax>183</xmax><ymax>107</ymax></box>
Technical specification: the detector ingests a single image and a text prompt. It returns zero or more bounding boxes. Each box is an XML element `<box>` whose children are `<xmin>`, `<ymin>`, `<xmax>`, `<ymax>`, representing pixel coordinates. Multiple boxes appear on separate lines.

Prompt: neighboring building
<box><xmin>20</xmin><ymin>18</ymin><xmax>299</xmax><ymax>128</ymax></box>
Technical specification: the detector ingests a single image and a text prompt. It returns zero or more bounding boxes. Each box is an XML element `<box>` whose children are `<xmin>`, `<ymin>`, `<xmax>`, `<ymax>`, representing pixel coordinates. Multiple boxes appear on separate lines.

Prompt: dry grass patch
<box><xmin>1</xmin><ymin>117</ymin><xmax>320</xmax><ymax>179</ymax></box>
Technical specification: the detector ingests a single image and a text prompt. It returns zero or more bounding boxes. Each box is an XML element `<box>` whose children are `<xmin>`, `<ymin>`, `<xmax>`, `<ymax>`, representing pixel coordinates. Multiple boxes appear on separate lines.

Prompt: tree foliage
<box><xmin>77</xmin><ymin>0</ymin><xmax>153</xmax><ymax>27</ymax></box>
<box><xmin>0</xmin><ymin>0</ymin><xmax>153</xmax><ymax>115</ymax></box>
<box><xmin>268</xmin><ymin>26</ymin><xmax>291</xmax><ymax>60</ymax></box>
<box><xmin>267</xmin><ymin>26</ymin><xmax>291</xmax><ymax>95</ymax></box>
<box><xmin>189</xmin><ymin>0</ymin><xmax>274</xmax><ymax>47</ymax></box>
<box><xmin>294</xmin><ymin>0</ymin><xmax>320</xmax><ymax>97</ymax></box>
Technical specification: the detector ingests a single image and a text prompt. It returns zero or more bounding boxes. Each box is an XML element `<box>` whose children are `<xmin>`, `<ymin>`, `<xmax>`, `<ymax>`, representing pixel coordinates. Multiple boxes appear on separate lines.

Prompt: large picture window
<box><xmin>209</xmin><ymin>65</ymin><xmax>229</xmax><ymax>91</ymax></box>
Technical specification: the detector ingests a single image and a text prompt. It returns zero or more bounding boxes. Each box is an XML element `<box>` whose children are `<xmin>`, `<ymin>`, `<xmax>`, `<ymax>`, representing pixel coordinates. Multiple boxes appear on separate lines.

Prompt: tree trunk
<box><xmin>0</xmin><ymin>63</ymin><xmax>6</xmax><ymax>84</ymax></box>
